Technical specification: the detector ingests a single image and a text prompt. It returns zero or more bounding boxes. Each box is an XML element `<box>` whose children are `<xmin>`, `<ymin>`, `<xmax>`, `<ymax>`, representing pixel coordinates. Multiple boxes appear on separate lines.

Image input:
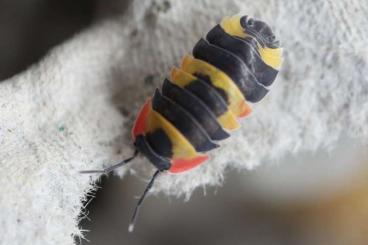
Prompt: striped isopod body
<box><xmin>132</xmin><ymin>15</ymin><xmax>282</xmax><ymax>173</ymax></box>
<box><xmin>82</xmin><ymin>14</ymin><xmax>283</xmax><ymax>231</ymax></box>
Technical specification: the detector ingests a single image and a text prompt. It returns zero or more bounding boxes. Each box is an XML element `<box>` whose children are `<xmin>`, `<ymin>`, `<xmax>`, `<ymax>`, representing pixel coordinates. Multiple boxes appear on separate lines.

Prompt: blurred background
<box><xmin>1</xmin><ymin>1</ymin><xmax>367</xmax><ymax>245</ymax></box>
<box><xmin>0</xmin><ymin>0</ymin><xmax>131</xmax><ymax>81</ymax></box>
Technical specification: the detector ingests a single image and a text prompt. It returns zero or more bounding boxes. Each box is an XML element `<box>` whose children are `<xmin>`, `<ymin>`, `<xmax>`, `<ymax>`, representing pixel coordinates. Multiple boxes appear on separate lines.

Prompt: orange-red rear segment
<box><xmin>169</xmin><ymin>155</ymin><xmax>209</xmax><ymax>173</ymax></box>
<box><xmin>238</xmin><ymin>101</ymin><xmax>252</xmax><ymax>118</ymax></box>
<box><xmin>132</xmin><ymin>98</ymin><xmax>152</xmax><ymax>140</ymax></box>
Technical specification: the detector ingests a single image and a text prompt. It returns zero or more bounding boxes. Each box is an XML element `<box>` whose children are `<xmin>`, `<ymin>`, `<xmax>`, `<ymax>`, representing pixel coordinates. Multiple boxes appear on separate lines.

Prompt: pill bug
<box><xmin>81</xmin><ymin>14</ymin><xmax>283</xmax><ymax>232</ymax></box>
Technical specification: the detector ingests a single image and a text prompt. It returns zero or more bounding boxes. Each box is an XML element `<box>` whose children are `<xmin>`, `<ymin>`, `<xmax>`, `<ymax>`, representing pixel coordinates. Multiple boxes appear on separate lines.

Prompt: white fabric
<box><xmin>1</xmin><ymin>0</ymin><xmax>367</xmax><ymax>244</ymax></box>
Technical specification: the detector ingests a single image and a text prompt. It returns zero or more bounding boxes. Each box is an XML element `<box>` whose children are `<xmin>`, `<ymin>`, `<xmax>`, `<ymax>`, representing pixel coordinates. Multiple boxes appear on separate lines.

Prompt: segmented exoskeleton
<box><xmin>82</xmin><ymin>15</ymin><xmax>283</xmax><ymax>232</ymax></box>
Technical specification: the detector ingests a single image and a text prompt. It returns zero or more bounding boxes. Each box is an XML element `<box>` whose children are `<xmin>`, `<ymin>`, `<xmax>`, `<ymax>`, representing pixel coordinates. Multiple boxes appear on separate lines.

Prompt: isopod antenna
<box><xmin>79</xmin><ymin>149</ymin><xmax>139</xmax><ymax>174</ymax></box>
<box><xmin>128</xmin><ymin>169</ymin><xmax>161</xmax><ymax>232</ymax></box>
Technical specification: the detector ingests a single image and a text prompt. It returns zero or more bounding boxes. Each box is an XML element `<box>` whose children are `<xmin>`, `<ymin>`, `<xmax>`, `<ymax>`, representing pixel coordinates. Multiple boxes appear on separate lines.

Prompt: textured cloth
<box><xmin>1</xmin><ymin>0</ymin><xmax>367</xmax><ymax>244</ymax></box>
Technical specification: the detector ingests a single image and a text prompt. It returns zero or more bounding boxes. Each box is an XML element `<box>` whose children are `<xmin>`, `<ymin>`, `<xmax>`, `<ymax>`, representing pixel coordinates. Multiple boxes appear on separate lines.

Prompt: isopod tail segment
<box><xmin>132</xmin><ymin>97</ymin><xmax>211</xmax><ymax>173</ymax></box>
